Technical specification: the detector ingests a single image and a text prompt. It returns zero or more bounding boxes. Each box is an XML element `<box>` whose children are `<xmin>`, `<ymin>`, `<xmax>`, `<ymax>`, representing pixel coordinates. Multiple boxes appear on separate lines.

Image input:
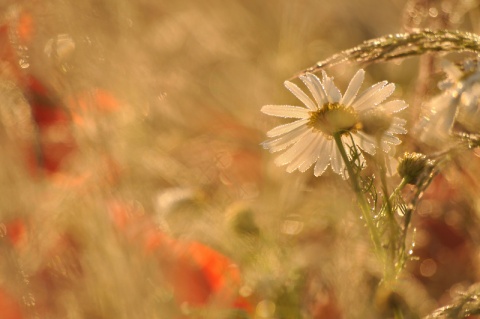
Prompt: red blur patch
<box><xmin>0</xmin><ymin>288</ymin><xmax>24</xmax><ymax>319</ymax></box>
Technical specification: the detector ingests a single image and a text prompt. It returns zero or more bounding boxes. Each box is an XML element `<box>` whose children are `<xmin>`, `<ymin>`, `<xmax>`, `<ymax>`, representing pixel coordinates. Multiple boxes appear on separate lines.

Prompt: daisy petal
<box><xmin>261</xmin><ymin>105</ymin><xmax>310</xmax><ymax>118</ymax></box>
<box><xmin>262</xmin><ymin>126</ymin><xmax>310</xmax><ymax>153</ymax></box>
<box><xmin>322</xmin><ymin>71</ymin><xmax>342</xmax><ymax>103</ymax></box>
<box><xmin>307</xmin><ymin>73</ymin><xmax>329</xmax><ymax>105</ymax></box>
<box><xmin>388</xmin><ymin>118</ymin><xmax>407</xmax><ymax>135</ymax></box>
<box><xmin>382</xmin><ymin>100</ymin><xmax>408</xmax><ymax>113</ymax></box>
<box><xmin>356</xmin><ymin>83</ymin><xmax>395</xmax><ymax>111</ymax></box>
<box><xmin>341</xmin><ymin>69</ymin><xmax>365</xmax><ymax>106</ymax></box>
<box><xmin>354</xmin><ymin>133</ymin><xmax>376</xmax><ymax>155</ymax></box>
<box><xmin>300</xmin><ymin>74</ymin><xmax>327</xmax><ymax>107</ymax></box>
<box><xmin>381</xmin><ymin>133</ymin><xmax>401</xmax><ymax>145</ymax></box>
<box><xmin>388</xmin><ymin>126</ymin><xmax>407</xmax><ymax>135</ymax></box>
<box><xmin>266</xmin><ymin>119</ymin><xmax>309</xmax><ymax>137</ymax></box>
<box><xmin>382</xmin><ymin>141</ymin><xmax>391</xmax><ymax>153</ymax></box>
<box><xmin>352</xmin><ymin>81</ymin><xmax>386</xmax><ymax>109</ymax></box>
<box><xmin>392</xmin><ymin>117</ymin><xmax>407</xmax><ymax>126</ymax></box>
<box><xmin>274</xmin><ymin>132</ymin><xmax>316</xmax><ymax>166</ymax></box>
<box><xmin>297</xmin><ymin>135</ymin><xmax>324</xmax><ymax>172</ymax></box>
<box><xmin>286</xmin><ymin>138</ymin><xmax>317</xmax><ymax>172</ymax></box>
<box><xmin>314</xmin><ymin>140</ymin><xmax>332</xmax><ymax>176</ymax></box>
<box><xmin>285</xmin><ymin>133</ymin><xmax>318</xmax><ymax>172</ymax></box>
<box><xmin>284</xmin><ymin>81</ymin><xmax>317</xmax><ymax>110</ymax></box>
<box><xmin>331</xmin><ymin>142</ymin><xmax>344</xmax><ymax>175</ymax></box>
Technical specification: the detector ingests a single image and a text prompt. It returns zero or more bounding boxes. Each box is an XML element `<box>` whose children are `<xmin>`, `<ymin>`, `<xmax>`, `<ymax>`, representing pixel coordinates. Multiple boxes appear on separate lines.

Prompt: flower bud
<box><xmin>397</xmin><ymin>152</ymin><xmax>433</xmax><ymax>184</ymax></box>
<box><xmin>225</xmin><ymin>203</ymin><xmax>260</xmax><ymax>237</ymax></box>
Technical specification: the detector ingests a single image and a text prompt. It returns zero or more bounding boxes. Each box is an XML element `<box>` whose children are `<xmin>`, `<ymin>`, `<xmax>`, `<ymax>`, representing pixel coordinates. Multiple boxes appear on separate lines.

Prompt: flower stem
<box><xmin>376</xmin><ymin>147</ymin><xmax>399</xmax><ymax>280</ymax></box>
<box><xmin>392</xmin><ymin>178</ymin><xmax>409</xmax><ymax>200</ymax></box>
<box><xmin>333</xmin><ymin>133</ymin><xmax>382</xmax><ymax>256</ymax></box>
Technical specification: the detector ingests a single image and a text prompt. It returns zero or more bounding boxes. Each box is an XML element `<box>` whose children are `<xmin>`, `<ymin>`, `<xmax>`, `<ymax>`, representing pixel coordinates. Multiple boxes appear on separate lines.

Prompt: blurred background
<box><xmin>1</xmin><ymin>0</ymin><xmax>480</xmax><ymax>318</ymax></box>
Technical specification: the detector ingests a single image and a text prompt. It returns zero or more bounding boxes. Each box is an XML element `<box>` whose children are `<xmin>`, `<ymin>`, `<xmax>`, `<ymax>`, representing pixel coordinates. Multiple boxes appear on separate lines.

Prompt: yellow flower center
<box><xmin>308</xmin><ymin>103</ymin><xmax>360</xmax><ymax>136</ymax></box>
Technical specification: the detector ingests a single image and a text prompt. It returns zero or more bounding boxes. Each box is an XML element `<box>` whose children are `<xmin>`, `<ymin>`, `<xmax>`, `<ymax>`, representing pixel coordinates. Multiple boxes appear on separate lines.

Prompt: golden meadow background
<box><xmin>2</xmin><ymin>0</ymin><xmax>480</xmax><ymax>318</ymax></box>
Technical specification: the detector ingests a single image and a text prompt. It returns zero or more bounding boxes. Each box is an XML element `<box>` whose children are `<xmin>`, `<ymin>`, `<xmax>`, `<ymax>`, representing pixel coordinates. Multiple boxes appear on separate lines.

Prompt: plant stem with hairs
<box><xmin>333</xmin><ymin>133</ymin><xmax>383</xmax><ymax>259</ymax></box>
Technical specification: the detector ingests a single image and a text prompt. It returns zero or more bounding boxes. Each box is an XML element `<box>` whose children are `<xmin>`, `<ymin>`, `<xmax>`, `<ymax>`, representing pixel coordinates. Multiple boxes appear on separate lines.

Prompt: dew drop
<box><xmin>22</xmin><ymin>293</ymin><xmax>35</xmax><ymax>307</ymax></box>
<box><xmin>282</xmin><ymin>218</ymin><xmax>304</xmax><ymax>235</ymax></box>
<box><xmin>428</xmin><ymin>7</ymin><xmax>438</xmax><ymax>18</ymax></box>
<box><xmin>20</xmin><ymin>270</ymin><xmax>29</xmax><ymax>284</ymax></box>
<box><xmin>19</xmin><ymin>59</ymin><xmax>29</xmax><ymax>69</ymax></box>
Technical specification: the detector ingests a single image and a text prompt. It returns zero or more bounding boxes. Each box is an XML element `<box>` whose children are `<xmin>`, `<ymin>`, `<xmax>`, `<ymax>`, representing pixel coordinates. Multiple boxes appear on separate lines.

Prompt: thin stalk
<box><xmin>393</xmin><ymin>306</ymin><xmax>404</xmax><ymax>319</ymax></box>
<box><xmin>376</xmin><ymin>148</ymin><xmax>398</xmax><ymax>280</ymax></box>
<box><xmin>333</xmin><ymin>133</ymin><xmax>382</xmax><ymax>256</ymax></box>
<box><xmin>392</xmin><ymin>178</ymin><xmax>409</xmax><ymax>201</ymax></box>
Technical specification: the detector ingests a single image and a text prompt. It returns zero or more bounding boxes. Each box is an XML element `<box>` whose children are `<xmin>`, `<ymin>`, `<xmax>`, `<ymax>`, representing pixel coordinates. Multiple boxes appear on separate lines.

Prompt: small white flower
<box><xmin>418</xmin><ymin>60</ymin><xmax>480</xmax><ymax>147</ymax></box>
<box><xmin>261</xmin><ymin>69</ymin><xmax>408</xmax><ymax>178</ymax></box>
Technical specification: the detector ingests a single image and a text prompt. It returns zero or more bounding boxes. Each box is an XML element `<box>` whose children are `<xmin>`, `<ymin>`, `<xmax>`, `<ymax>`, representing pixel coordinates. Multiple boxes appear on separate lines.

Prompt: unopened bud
<box><xmin>225</xmin><ymin>203</ymin><xmax>260</xmax><ymax>237</ymax></box>
<box><xmin>397</xmin><ymin>152</ymin><xmax>433</xmax><ymax>184</ymax></box>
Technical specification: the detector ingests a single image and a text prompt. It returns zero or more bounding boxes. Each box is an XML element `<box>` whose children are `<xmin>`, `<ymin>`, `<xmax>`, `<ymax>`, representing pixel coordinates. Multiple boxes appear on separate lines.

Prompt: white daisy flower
<box><xmin>261</xmin><ymin>69</ymin><xmax>408</xmax><ymax>179</ymax></box>
<box><xmin>418</xmin><ymin>60</ymin><xmax>480</xmax><ymax>147</ymax></box>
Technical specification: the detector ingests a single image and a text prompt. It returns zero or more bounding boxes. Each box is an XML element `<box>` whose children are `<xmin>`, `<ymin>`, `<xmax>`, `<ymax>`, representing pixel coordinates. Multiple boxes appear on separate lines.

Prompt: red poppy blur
<box><xmin>4</xmin><ymin>219</ymin><xmax>27</xmax><ymax>248</ymax></box>
<box><xmin>16</xmin><ymin>11</ymin><xmax>35</xmax><ymax>44</ymax></box>
<box><xmin>109</xmin><ymin>201</ymin><xmax>253</xmax><ymax>314</ymax></box>
<box><xmin>0</xmin><ymin>288</ymin><xmax>23</xmax><ymax>319</ymax></box>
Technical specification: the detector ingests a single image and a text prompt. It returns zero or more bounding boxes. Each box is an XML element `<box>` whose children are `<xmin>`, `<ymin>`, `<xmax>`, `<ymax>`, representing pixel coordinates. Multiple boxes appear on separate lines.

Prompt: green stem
<box><xmin>393</xmin><ymin>306</ymin><xmax>404</xmax><ymax>319</ymax></box>
<box><xmin>375</xmin><ymin>143</ymin><xmax>412</xmax><ymax>281</ymax></box>
<box><xmin>391</xmin><ymin>178</ymin><xmax>409</xmax><ymax>201</ymax></box>
<box><xmin>333</xmin><ymin>133</ymin><xmax>382</xmax><ymax>257</ymax></box>
<box><xmin>376</xmin><ymin>149</ymin><xmax>397</xmax><ymax>280</ymax></box>
<box><xmin>392</xmin><ymin>177</ymin><xmax>411</xmax><ymax>272</ymax></box>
